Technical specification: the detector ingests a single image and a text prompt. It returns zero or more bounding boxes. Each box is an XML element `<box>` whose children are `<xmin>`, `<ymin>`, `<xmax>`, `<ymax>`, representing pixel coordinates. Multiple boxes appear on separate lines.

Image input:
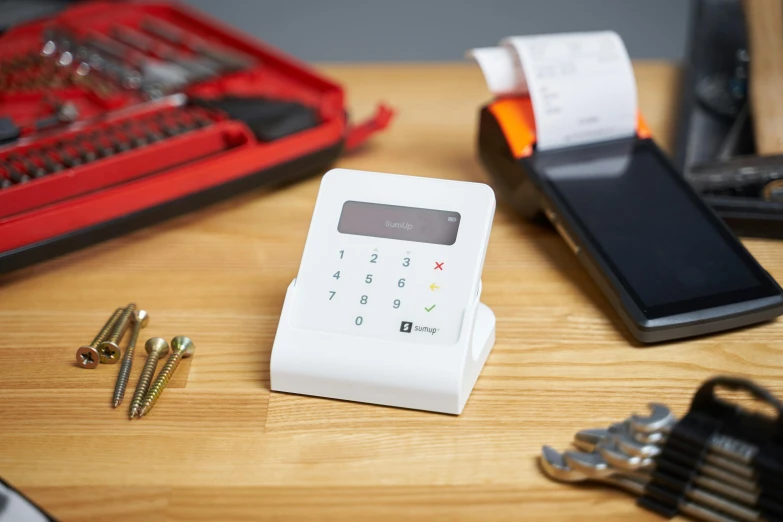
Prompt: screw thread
<box><xmin>113</xmin><ymin>358</ymin><xmax>132</xmax><ymax>408</ymax></box>
<box><xmin>105</xmin><ymin>303</ymin><xmax>136</xmax><ymax>345</ymax></box>
<box><xmin>112</xmin><ymin>313</ymin><xmax>145</xmax><ymax>408</ymax></box>
<box><xmin>89</xmin><ymin>308</ymin><xmax>123</xmax><ymax>347</ymax></box>
<box><xmin>139</xmin><ymin>350</ymin><xmax>183</xmax><ymax>416</ymax></box>
<box><xmin>129</xmin><ymin>351</ymin><xmax>161</xmax><ymax>418</ymax></box>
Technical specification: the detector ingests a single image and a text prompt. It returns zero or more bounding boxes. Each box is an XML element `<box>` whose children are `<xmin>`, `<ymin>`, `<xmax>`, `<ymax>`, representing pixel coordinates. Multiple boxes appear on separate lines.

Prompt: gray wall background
<box><xmin>184</xmin><ymin>0</ymin><xmax>690</xmax><ymax>62</ymax></box>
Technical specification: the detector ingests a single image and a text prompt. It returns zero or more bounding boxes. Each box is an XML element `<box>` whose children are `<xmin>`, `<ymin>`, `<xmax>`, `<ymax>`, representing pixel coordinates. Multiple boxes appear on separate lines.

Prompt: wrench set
<box><xmin>0</xmin><ymin>2</ymin><xmax>391</xmax><ymax>275</ymax></box>
<box><xmin>541</xmin><ymin>377</ymin><xmax>783</xmax><ymax>522</ymax></box>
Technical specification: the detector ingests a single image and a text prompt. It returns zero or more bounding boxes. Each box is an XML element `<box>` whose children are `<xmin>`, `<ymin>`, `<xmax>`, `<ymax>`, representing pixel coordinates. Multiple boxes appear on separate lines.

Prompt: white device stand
<box><xmin>271</xmin><ymin>279</ymin><xmax>496</xmax><ymax>415</ymax></box>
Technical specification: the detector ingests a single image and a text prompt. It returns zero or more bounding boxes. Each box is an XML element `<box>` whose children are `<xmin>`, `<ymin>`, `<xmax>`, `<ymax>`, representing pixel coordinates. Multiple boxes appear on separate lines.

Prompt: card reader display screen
<box><xmin>337</xmin><ymin>201</ymin><xmax>460</xmax><ymax>245</ymax></box>
<box><xmin>535</xmin><ymin>139</ymin><xmax>777</xmax><ymax>318</ymax></box>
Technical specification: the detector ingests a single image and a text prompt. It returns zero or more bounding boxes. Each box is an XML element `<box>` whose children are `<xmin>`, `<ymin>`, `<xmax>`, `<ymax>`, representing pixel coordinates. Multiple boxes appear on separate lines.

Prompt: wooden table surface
<box><xmin>1</xmin><ymin>63</ymin><xmax>782</xmax><ymax>522</ymax></box>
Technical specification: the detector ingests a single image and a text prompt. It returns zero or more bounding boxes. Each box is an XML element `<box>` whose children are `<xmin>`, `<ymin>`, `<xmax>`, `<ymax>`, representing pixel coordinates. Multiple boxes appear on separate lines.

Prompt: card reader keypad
<box><xmin>292</xmin><ymin>241</ymin><xmax>464</xmax><ymax>345</ymax></box>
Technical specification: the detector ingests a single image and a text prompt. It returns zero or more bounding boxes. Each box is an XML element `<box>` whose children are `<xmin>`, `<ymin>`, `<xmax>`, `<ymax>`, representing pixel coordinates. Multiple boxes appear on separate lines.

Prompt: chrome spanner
<box><xmin>541</xmin><ymin>446</ymin><xmax>744</xmax><ymax>522</ymax></box>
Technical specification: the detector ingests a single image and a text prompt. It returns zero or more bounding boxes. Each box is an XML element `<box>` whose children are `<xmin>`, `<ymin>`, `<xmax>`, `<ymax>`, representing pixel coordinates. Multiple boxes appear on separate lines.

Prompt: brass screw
<box><xmin>75</xmin><ymin>308</ymin><xmax>123</xmax><ymax>369</ymax></box>
<box><xmin>112</xmin><ymin>310</ymin><xmax>149</xmax><ymax>408</ymax></box>
<box><xmin>139</xmin><ymin>336</ymin><xmax>195</xmax><ymax>418</ymax></box>
<box><xmin>98</xmin><ymin>303</ymin><xmax>136</xmax><ymax>364</ymax></box>
<box><xmin>129</xmin><ymin>337</ymin><xmax>169</xmax><ymax>419</ymax></box>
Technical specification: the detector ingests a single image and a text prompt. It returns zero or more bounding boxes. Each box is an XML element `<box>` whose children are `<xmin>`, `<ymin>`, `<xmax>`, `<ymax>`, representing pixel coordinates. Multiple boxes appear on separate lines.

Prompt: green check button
<box><xmin>424</xmin><ymin>304</ymin><xmax>436</xmax><ymax>312</ymax></box>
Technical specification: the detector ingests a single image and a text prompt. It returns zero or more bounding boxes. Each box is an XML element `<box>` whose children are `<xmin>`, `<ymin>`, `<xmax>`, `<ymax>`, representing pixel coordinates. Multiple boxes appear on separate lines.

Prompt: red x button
<box><xmin>434</xmin><ymin>261</ymin><xmax>444</xmax><ymax>271</ymax></box>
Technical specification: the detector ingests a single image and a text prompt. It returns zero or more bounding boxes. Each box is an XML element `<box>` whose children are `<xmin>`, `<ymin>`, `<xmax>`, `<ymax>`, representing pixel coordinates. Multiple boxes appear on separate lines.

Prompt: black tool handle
<box><xmin>691</xmin><ymin>376</ymin><xmax>783</xmax><ymax>436</ymax></box>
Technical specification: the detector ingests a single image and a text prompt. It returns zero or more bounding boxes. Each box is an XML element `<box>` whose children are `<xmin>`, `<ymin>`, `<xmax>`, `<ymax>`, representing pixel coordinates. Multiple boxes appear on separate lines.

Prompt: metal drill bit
<box><xmin>98</xmin><ymin>303</ymin><xmax>136</xmax><ymax>364</ymax></box>
<box><xmin>139</xmin><ymin>336</ymin><xmax>195</xmax><ymax>418</ymax></box>
<box><xmin>129</xmin><ymin>337</ymin><xmax>169</xmax><ymax>419</ymax></box>
<box><xmin>112</xmin><ymin>309</ymin><xmax>149</xmax><ymax>408</ymax></box>
<box><xmin>75</xmin><ymin>308</ymin><xmax>123</xmax><ymax>369</ymax></box>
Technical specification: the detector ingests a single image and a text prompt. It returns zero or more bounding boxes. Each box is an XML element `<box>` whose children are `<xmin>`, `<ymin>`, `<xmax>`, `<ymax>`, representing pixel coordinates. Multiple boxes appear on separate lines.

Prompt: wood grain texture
<box><xmin>745</xmin><ymin>0</ymin><xmax>783</xmax><ymax>154</ymax></box>
<box><xmin>0</xmin><ymin>62</ymin><xmax>781</xmax><ymax>522</ymax></box>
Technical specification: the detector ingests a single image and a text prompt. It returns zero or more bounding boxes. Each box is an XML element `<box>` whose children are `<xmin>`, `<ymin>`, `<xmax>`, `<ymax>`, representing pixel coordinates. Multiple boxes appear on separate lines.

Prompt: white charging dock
<box><xmin>271</xmin><ymin>279</ymin><xmax>495</xmax><ymax>414</ymax></box>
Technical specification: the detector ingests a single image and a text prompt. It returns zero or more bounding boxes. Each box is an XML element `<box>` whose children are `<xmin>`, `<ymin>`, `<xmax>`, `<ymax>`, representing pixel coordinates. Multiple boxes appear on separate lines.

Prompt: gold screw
<box><xmin>97</xmin><ymin>303</ymin><xmax>136</xmax><ymax>364</ymax></box>
<box><xmin>129</xmin><ymin>337</ymin><xmax>169</xmax><ymax>419</ymax></box>
<box><xmin>112</xmin><ymin>310</ymin><xmax>149</xmax><ymax>408</ymax></box>
<box><xmin>75</xmin><ymin>308</ymin><xmax>123</xmax><ymax>369</ymax></box>
<box><xmin>139</xmin><ymin>336</ymin><xmax>195</xmax><ymax>418</ymax></box>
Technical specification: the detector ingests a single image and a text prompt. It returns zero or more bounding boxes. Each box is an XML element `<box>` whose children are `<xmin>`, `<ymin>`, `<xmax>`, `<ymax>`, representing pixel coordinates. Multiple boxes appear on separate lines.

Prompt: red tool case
<box><xmin>0</xmin><ymin>1</ymin><xmax>392</xmax><ymax>274</ymax></box>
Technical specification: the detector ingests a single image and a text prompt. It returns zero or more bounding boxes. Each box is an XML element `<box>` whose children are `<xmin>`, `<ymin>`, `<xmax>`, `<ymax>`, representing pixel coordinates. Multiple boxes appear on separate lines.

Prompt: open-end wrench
<box><xmin>576</xmin><ymin>429</ymin><xmax>759</xmax><ymax>492</ymax></box>
<box><xmin>541</xmin><ymin>446</ymin><xmax>743</xmax><ymax>522</ymax></box>
<box><xmin>562</xmin><ymin>450</ymin><xmax>765</xmax><ymax>522</ymax></box>
<box><xmin>599</xmin><ymin>442</ymin><xmax>783</xmax><ymax>518</ymax></box>
<box><xmin>629</xmin><ymin>404</ymin><xmax>759</xmax><ymax>464</ymax></box>
<box><xmin>566</xmin><ymin>449</ymin><xmax>759</xmax><ymax>507</ymax></box>
<box><xmin>591</xmin><ymin>441</ymin><xmax>762</xmax><ymax>504</ymax></box>
<box><xmin>630</xmin><ymin>403</ymin><xmax>677</xmax><ymax>434</ymax></box>
<box><xmin>577</xmin><ymin>424</ymin><xmax>757</xmax><ymax>481</ymax></box>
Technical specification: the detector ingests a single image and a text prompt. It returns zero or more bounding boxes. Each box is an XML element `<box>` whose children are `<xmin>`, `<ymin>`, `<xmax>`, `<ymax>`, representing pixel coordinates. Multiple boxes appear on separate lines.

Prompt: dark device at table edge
<box><xmin>478</xmin><ymin>102</ymin><xmax>783</xmax><ymax>343</ymax></box>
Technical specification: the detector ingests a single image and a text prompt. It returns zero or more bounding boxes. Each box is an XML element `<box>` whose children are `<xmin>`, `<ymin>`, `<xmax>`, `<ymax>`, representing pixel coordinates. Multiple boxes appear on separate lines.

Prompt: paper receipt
<box><xmin>469</xmin><ymin>31</ymin><xmax>637</xmax><ymax>151</ymax></box>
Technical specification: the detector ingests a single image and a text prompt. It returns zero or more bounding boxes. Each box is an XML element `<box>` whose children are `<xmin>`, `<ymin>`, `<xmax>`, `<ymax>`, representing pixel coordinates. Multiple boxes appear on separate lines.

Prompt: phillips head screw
<box><xmin>98</xmin><ymin>303</ymin><xmax>136</xmax><ymax>364</ymax></box>
<box><xmin>76</xmin><ymin>307</ymin><xmax>122</xmax><ymax>369</ymax></box>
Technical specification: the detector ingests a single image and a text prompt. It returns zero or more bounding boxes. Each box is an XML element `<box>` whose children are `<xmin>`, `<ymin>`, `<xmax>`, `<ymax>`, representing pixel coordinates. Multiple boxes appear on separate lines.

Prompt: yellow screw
<box><xmin>97</xmin><ymin>303</ymin><xmax>136</xmax><ymax>364</ymax></box>
<box><xmin>75</xmin><ymin>308</ymin><xmax>122</xmax><ymax>369</ymax></box>
<box><xmin>129</xmin><ymin>337</ymin><xmax>169</xmax><ymax>419</ymax></box>
<box><xmin>112</xmin><ymin>310</ymin><xmax>149</xmax><ymax>408</ymax></box>
<box><xmin>139</xmin><ymin>336</ymin><xmax>195</xmax><ymax>418</ymax></box>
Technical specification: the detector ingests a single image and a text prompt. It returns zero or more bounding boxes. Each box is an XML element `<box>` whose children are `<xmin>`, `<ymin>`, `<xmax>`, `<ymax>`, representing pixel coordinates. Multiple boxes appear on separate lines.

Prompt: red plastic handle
<box><xmin>344</xmin><ymin>103</ymin><xmax>395</xmax><ymax>152</ymax></box>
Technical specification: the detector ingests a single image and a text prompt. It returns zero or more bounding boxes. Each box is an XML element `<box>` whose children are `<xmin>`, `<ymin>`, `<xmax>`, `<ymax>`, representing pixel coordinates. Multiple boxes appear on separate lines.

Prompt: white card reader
<box><xmin>270</xmin><ymin>168</ymin><xmax>496</xmax><ymax>414</ymax></box>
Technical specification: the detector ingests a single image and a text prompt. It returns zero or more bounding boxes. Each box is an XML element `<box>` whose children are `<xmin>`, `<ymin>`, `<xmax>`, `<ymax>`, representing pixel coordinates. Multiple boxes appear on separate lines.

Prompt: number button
<box><xmin>370</xmin><ymin>253</ymin><xmax>378</xmax><ymax>263</ymax></box>
<box><xmin>333</xmin><ymin>271</ymin><xmax>341</xmax><ymax>280</ymax></box>
<box><xmin>339</xmin><ymin>250</ymin><xmax>344</xmax><ymax>259</ymax></box>
<box><xmin>402</xmin><ymin>257</ymin><xmax>410</xmax><ymax>267</ymax></box>
<box><xmin>393</xmin><ymin>299</ymin><xmax>401</xmax><ymax>309</ymax></box>
<box><xmin>329</xmin><ymin>291</ymin><xmax>336</xmax><ymax>300</ymax></box>
<box><xmin>360</xmin><ymin>295</ymin><xmax>368</xmax><ymax>304</ymax></box>
<box><xmin>355</xmin><ymin>316</ymin><xmax>363</xmax><ymax>326</ymax></box>
<box><xmin>365</xmin><ymin>274</ymin><xmax>373</xmax><ymax>284</ymax></box>
<box><xmin>398</xmin><ymin>278</ymin><xmax>406</xmax><ymax>288</ymax></box>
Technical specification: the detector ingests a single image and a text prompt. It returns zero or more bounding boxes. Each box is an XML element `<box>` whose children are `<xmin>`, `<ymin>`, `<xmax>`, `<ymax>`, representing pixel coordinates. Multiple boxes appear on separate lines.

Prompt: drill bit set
<box><xmin>541</xmin><ymin>377</ymin><xmax>783</xmax><ymax>522</ymax></box>
<box><xmin>75</xmin><ymin>304</ymin><xmax>195</xmax><ymax>419</ymax></box>
<box><xmin>39</xmin><ymin>17</ymin><xmax>253</xmax><ymax>101</ymax></box>
<box><xmin>0</xmin><ymin>104</ymin><xmax>221</xmax><ymax>190</ymax></box>
<box><xmin>0</xmin><ymin>1</ymin><xmax>390</xmax><ymax>276</ymax></box>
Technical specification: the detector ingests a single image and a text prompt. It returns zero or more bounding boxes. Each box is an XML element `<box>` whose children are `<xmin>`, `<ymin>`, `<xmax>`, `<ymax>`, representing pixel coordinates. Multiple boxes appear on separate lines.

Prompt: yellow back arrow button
<box><xmin>429</xmin><ymin>283</ymin><xmax>440</xmax><ymax>291</ymax></box>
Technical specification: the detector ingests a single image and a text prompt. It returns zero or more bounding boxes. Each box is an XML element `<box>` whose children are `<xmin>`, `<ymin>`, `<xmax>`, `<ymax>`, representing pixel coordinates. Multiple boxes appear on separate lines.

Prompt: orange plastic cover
<box><xmin>488</xmin><ymin>96</ymin><xmax>652</xmax><ymax>158</ymax></box>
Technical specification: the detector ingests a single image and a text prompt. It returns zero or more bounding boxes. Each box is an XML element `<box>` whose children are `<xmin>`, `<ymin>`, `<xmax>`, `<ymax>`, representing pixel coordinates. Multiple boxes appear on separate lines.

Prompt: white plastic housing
<box><xmin>270</xmin><ymin>169</ymin><xmax>496</xmax><ymax>414</ymax></box>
